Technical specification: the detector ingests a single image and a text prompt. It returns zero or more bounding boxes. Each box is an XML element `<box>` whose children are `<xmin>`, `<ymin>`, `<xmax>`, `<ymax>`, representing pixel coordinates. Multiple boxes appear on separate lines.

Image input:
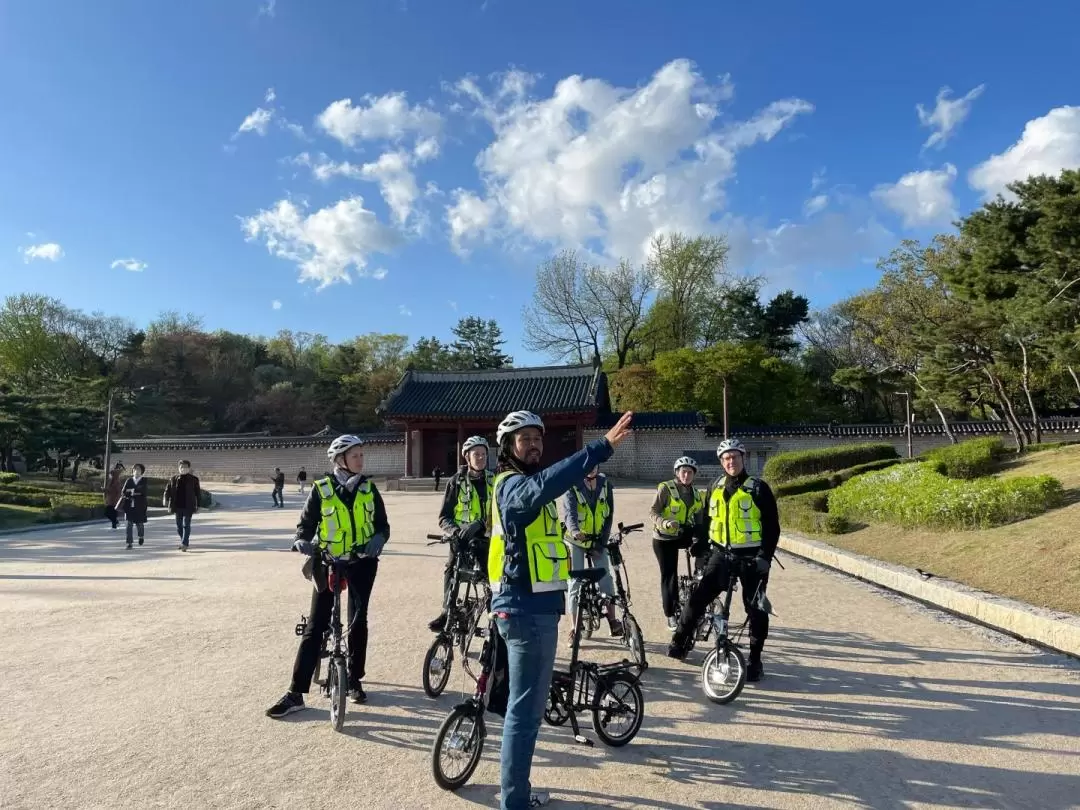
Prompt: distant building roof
<box><xmin>115</xmin><ymin>431</ymin><xmax>404</xmax><ymax>451</ymax></box>
<box><xmin>379</xmin><ymin>364</ymin><xmax>609</xmax><ymax>420</ymax></box>
<box><xmin>594</xmin><ymin>411</ymin><xmax>705</xmax><ymax>431</ymax></box>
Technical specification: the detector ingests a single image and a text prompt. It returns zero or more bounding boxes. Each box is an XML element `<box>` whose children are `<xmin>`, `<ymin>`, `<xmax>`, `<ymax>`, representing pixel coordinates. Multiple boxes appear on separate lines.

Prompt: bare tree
<box><xmin>585</xmin><ymin>260</ymin><xmax>654</xmax><ymax>368</ymax></box>
<box><xmin>522</xmin><ymin>250</ymin><xmax>603</xmax><ymax>364</ymax></box>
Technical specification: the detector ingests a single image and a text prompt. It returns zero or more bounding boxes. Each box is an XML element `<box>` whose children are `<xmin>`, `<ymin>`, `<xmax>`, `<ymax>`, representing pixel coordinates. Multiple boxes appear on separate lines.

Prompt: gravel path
<box><xmin>2</xmin><ymin>483</ymin><xmax>1079</xmax><ymax>810</ymax></box>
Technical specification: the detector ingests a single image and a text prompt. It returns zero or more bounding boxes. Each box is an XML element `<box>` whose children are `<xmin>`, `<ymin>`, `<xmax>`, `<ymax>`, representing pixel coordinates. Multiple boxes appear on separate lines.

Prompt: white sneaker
<box><xmin>666</xmin><ymin>615</ymin><xmax>678</xmax><ymax>632</ymax></box>
<box><xmin>494</xmin><ymin>790</ymin><xmax>550</xmax><ymax>807</ymax></box>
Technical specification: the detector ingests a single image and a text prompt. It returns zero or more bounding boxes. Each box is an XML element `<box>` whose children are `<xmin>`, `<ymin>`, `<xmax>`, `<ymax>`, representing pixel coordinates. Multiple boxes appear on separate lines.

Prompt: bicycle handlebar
<box><xmin>618</xmin><ymin>522</ymin><xmax>644</xmax><ymax>533</ymax></box>
<box><xmin>426</xmin><ymin>532</ymin><xmax>453</xmax><ymax>545</ymax></box>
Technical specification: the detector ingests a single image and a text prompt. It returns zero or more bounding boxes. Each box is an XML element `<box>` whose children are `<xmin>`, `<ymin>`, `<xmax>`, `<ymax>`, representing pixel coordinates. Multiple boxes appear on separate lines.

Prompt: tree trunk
<box><xmin>984</xmin><ymin>368</ymin><xmax>1027</xmax><ymax>449</ymax></box>
<box><xmin>1017</xmin><ymin>339</ymin><xmax>1042</xmax><ymax>444</ymax></box>
<box><xmin>70</xmin><ymin>457</ymin><xmax>81</xmax><ymax>482</ymax></box>
<box><xmin>1068</xmin><ymin>364</ymin><xmax>1080</xmax><ymax>398</ymax></box>
<box><xmin>909</xmin><ymin>373</ymin><xmax>956</xmax><ymax>444</ymax></box>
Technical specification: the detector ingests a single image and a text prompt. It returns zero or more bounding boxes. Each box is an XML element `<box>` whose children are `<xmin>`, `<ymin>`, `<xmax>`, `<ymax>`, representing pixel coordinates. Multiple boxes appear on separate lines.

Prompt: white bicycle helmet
<box><xmin>673</xmin><ymin>456</ymin><xmax>698</xmax><ymax>473</ymax></box>
<box><xmin>716</xmin><ymin>438</ymin><xmax>747</xmax><ymax>458</ymax></box>
<box><xmin>327</xmin><ymin>434</ymin><xmax>365</xmax><ymax>460</ymax></box>
<box><xmin>496</xmin><ymin>410</ymin><xmax>545</xmax><ymax>445</ymax></box>
<box><xmin>461</xmin><ymin>435</ymin><xmax>489</xmax><ymax>455</ymax></box>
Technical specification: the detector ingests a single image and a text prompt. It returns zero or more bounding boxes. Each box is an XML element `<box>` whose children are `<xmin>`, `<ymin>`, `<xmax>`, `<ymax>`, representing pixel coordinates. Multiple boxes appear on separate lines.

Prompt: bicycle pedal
<box><xmin>574</xmin><ymin>735</ymin><xmax>594</xmax><ymax>747</ymax></box>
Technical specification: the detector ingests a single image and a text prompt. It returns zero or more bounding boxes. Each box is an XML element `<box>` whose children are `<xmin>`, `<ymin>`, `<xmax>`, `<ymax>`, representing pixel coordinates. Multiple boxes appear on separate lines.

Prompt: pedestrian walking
<box><xmin>120</xmin><ymin>464</ymin><xmax>148</xmax><ymax>549</ymax></box>
<box><xmin>104</xmin><ymin>462</ymin><xmax>125</xmax><ymax>530</ymax></box>
<box><xmin>164</xmin><ymin>459</ymin><xmax>202</xmax><ymax>552</ymax></box>
<box><xmin>271</xmin><ymin>467</ymin><xmax>285</xmax><ymax>508</ymax></box>
<box><xmin>432</xmin><ymin>465</ymin><xmax>443</xmax><ymax>491</ymax></box>
<box><xmin>296</xmin><ymin>466</ymin><xmax>308</xmax><ymax>495</ymax></box>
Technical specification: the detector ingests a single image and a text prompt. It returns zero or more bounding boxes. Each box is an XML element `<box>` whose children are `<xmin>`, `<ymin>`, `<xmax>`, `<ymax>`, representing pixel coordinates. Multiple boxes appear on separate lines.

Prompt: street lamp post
<box><xmin>899</xmin><ymin>392</ymin><xmax>913</xmax><ymax>459</ymax></box>
<box><xmin>102</xmin><ymin>386</ymin><xmax>147</xmax><ymax>491</ymax></box>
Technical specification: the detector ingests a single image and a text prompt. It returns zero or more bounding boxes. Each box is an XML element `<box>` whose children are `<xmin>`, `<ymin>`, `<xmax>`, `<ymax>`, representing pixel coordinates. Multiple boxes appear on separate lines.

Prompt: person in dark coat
<box><xmin>104</xmin><ymin>463</ymin><xmax>125</xmax><ymax>530</ymax></box>
<box><xmin>120</xmin><ymin>463</ymin><xmax>149</xmax><ymax>549</ymax></box>
<box><xmin>164</xmin><ymin>459</ymin><xmax>202</xmax><ymax>552</ymax></box>
<box><xmin>271</xmin><ymin>467</ymin><xmax>285</xmax><ymax>508</ymax></box>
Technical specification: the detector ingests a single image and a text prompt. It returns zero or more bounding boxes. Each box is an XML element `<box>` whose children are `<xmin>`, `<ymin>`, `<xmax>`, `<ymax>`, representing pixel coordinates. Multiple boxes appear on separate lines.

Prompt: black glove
<box><xmin>689</xmin><ymin>539</ymin><xmax>710</xmax><ymax>559</ymax></box>
<box><xmin>291</xmin><ymin>539</ymin><xmax>315</xmax><ymax>556</ymax></box>
<box><xmin>754</xmin><ymin>554</ymin><xmax>772</xmax><ymax>576</ymax></box>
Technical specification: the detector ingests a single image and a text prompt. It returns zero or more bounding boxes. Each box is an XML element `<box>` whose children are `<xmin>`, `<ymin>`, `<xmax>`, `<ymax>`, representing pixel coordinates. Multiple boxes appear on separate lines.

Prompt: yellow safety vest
<box><xmin>657</xmin><ymin>480</ymin><xmax>704</xmax><ymax>538</ymax></box>
<box><xmin>315</xmin><ymin>477</ymin><xmax>376</xmax><ymax>557</ymax></box>
<box><xmin>453</xmin><ymin>471</ymin><xmax>494</xmax><ymax>525</ymax></box>
<box><xmin>565</xmin><ymin>480</ymin><xmax>611</xmax><ymax>548</ymax></box>
<box><xmin>488</xmin><ymin>470</ymin><xmax>569</xmax><ymax>594</ymax></box>
<box><xmin>708</xmin><ymin>479</ymin><xmax>762</xmax><ymax>550</ymax></box>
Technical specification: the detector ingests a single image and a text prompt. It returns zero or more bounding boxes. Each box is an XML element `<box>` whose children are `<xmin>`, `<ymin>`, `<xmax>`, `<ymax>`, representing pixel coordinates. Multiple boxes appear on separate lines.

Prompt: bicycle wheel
<box><xmin>423</xmin><ymin>636</ymin><xmax>454</xmax><ymax>698</ymax></box>
<box><xmin>329</xmin><ymin>658</ymin><xmax>348</xmax><ymax>731</ymax></box>
<box><xmin>543</xmin><ymin>683</ymin><xmax>570</xmax><ymax>726</ymax></box>
<box><xmin>622</xmin><ymin>614</ymin><xmax>647</xmax><ymax>671</ymax></box>
<box><xmin>701</xmin><ymin>642</ymin><xmax>746</xmax><ymax>705</ymax></box>
<box><xmin>431</xmin><ymin>703</ymin><xmax>486</xmax><ymax>791</ymax></box>
<box><xmin>592</xmin><ymin>672</ymin><xmax>644</xmax><ymax>747</ymax></box>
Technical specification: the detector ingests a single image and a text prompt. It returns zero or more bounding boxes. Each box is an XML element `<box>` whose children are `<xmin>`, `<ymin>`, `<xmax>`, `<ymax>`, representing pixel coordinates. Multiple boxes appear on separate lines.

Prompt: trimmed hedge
<box><xmin>773</xmin><ymin>458</ymin><xmax>909</xmax><ymax>498</ymax></box>
<box><xmin>922</xmin><ymin>437</ymin><xmax>1007</xmax><ymax>479</ymax></box>
<box><xmin>1026</xmin><ymin>440</ymin><xmax>1080</xmax><ymax>453</ymax></box>
<box><xmin>764</xmin><ymin>442</ymin><xmax>900</xmax><ymax>483</ymax></box>
<box><xmin>0</xmin><ymin>490</ymin><xmax>51</xmax><ymax>507</ymax></box>
<box><xmin>829</xmin><ymin>463</ymin><xmax>1064</xmax><ymax>530</ymax></box>
<box><xmin>779</xmin><ymin>491</ymin><xmax>852</xmax><ymax>535</ymax></box>
<box><xmin>0</xmin><ymin>472</ymin><xmax>19</xmax><ymax>484</ymax></box>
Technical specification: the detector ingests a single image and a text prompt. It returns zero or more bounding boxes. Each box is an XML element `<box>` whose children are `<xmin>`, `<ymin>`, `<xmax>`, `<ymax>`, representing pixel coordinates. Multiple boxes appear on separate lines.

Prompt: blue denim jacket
<box><xmin>491</xmin><ymin>438</ymin><xmax>615</xmax><ymax>616</ymax></box>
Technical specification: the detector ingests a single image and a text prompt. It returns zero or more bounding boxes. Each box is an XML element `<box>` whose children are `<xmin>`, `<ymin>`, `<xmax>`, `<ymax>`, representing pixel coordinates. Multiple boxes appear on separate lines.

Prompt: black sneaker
<box><xmin>138</xmin><ymin>538</ymin><xmax>144</xmax><ymax>546</ymax></box>
<box><xmin>667</xmin><ymin>632</ymin><xmax>691</xmax><ymax>660</ymax></box>
<box><xmin>428</xmin><ymin>613</ymin><xmax>447</xmax><ymax>632</ymax></box>
<box><xmin>126</xmin><ymin>542</ymin><xmax>133</xmax><ymax>549</ymax></box>
<box><xmin>265</xmin><ymin>691</ymin><xmax>305</xmax><ymax>718</ymax></box>
<box><xmin>747</xmin><ymin>659</ymin><xmax>764</xmax><ymax>682</ymax></box>
<box><xmin>349</xmin><ymin>684</ymin><xmax>367</xmax><ymax>704</ymax></box>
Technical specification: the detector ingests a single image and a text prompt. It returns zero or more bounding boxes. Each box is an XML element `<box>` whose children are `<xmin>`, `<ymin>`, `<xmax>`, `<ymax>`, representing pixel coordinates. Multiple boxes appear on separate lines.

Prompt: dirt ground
<box><xmin>2</xmin><ymin>483</ymin><xmax>1079</xmax><ymax>810</ymax></box>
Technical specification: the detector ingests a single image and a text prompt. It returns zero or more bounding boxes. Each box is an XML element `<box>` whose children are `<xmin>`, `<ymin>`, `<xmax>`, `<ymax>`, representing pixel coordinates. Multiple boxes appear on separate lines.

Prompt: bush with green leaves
<box><xmin>922</xmin><ymin>437</ymin><xmax>1007</xmax><ymax>479</ymax></box>
<box><xmin>828</xmin><ymin>463</ymin><xmax>1064</xmax><ymax>530</ymax></box>
<box><xmin>0</xmin><ymin>490</ymin><xmax>51</xmax><ymax>508</ymax></box>
<box><xmin>763</xmin><ymin>443</ymin><xmax>899</xmax><ymax>483</ymax></box>
<box><xmin>773</xmin><ymin>458</ymin><xmax>909</xmax><ymax>498</ymax></box>
<box><xmin>779</xmin><ymin>491</ymin><xmax>852</xmax><ymax>535</ymax></box>
<box><xmin>0</xmin><ymin>472</ymin><xmax>19</xmax><ymax>484</ymax></box>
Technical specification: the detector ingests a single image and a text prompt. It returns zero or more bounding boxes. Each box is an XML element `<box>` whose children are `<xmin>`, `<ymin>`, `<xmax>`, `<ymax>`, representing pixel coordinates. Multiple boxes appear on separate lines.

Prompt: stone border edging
<box><xmin>780</xmin><ymin>531</ymin><xmax>1080</xmax><ymax>659</ymax></box>
<box><xmin>0</xmin><ymin>508</ymin><xmax>173</xmax><ymax>539</ymax></box>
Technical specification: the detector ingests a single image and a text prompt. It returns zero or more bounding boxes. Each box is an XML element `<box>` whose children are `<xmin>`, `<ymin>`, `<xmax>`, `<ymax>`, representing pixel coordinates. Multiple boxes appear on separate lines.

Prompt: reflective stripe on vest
<box><xmin>316</xmin><ymin>477</ymin><xmax>376</xmax><ymax>557</ymax></box>
<box><xmin>658</xmin><ymin>480</ymin><xmax>704</xmax><ymax>538</ymax></box>
<box><xmin>453</xmin><ymin>471</ymin><xmax>494</xmax><ymax>525</ymax></box>
<box><xmin>565</xmin><ymin>481</ymin><xmax>611</xmax><ymax>547</ymax></box>
<box><xmin>488</xmin><ymin>470</ymin><xmax>568</xmax><ymax>594</ymax></box>
<box><xmin>708</xmin><ymin>479</ymin><xmax>762</xmax><ymax>549</ymax></box>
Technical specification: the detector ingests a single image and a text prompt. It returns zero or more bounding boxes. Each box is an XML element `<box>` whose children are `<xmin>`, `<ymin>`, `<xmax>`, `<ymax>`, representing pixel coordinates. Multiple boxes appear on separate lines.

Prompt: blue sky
<box><xmin>2</xmin><ymin>0</ymin><xmax>1079</xmax><ymax>365</ymax></box>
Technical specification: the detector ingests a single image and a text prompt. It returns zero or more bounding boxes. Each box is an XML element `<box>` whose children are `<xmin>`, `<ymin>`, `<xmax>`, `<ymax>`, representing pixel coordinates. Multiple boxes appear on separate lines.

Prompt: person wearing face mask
<box><xmin>265</xmin><ymin>434</ymin><xmax>390</xmax><ymax>718</ymax></box>
<box><xmin>488</xmin><ymin>409</ymin><xmax>633</xmax><ymax>810</ymax></box>
<box><xmin>120</xmin><ymin>463</ymin><xmax>148</xmax><ymax>549</ymax></box>
<box><xmin>667</xmin><ymin>438</ymin><xmax>779</xmax><ymax>682</ymax></box>
<box><xmin>560</xmin><ymin>465</ymin><xmax>622</xmax><ymax>646</ymax></box>
<box><xmin>429</xmin><ymin>435</ymin><xmax>493</xmax><ymax>633</ymax></box>
<box><xmin>164</xmin><ymin>460</ymin><xmax>202</xmax><ymax>552</ymax></box>
<box><xmin>651</xmin><ymin>456</ymin><xmax>706</xmax><ymax>630</ymax></box>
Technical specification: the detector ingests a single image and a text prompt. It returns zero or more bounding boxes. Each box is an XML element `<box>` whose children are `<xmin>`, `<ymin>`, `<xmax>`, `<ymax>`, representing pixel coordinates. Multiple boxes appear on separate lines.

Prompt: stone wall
<box><xmin>114</xmin><ymin>441</ymin><xmax>406</xmax><ymax>483</ymax></box>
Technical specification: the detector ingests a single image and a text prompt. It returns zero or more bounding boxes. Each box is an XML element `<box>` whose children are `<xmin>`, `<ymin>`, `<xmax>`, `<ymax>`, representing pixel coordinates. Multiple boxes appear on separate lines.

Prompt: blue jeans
<box><xmin>495</xmin><ymin>612</ymin><xmax>559</xmax><ymax>810</ymax></box>
<box><xmin>175</xmin><ymin>512</ymin><xmax>192</xmax><ymax>545</ymax></box>
<box><xmin>566</xmin><ymin>544</ymin><xmax>613</xmax><ymax>618</ymax></box>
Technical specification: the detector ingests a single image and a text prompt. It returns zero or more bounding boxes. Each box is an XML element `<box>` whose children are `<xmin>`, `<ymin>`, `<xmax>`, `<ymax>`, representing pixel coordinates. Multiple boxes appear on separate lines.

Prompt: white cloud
<box><xmin>271</xmin><ymin>299</ymin><xmax>282</xmax><ymax>310</ymax></box>
<box><xmin>372</xmin><ymin>267</ymin><xmax>388</xmax><ymax>280</ymax></box>
<box><xmin>317</xmin><ymin>93</ymin><xmax>442</xmax><ymax>147</ymax></box>
<box><xmin>917</xmin><ymin>84</ymin><xmax>985</xmax><ymax>150</ymax></box>
<box><xmin>444</xmin><ymin>59</ymin><xmax>812</xmax><ymax>261</ymax></box>
<box><xmin>265</xmin><ymin>87</ymin><xmax>277</xmax><ymax>103</ymax></box>
<box><xmin>414</xmin><ymin>136</ymin><xmax>440</xmax><ymax>162</ymax></box>
<box><xmin>360</xmin><ymin>151</ymin><xmax>420</xmax><ymax>226</ymax></box>
<box><xmin>280</xmin><ymin>119</ymin><xmax>308</xmax><ymax>140</ymax></box>
<box><xmin>111</xmin><ymin>258</ymin><xmax>147</xmax><ymax>272</ymax></box>
<box><xmin>969</xmin><ymin>106</ymin><xmax>1080</xmax><ymax>200</ymax></box>
<box><xmin>448</xmin><ymin>300</ymin><xmax>458</xmax><ymax>311</ymax></box>
<box><xmin>871</xmin><ymin>164</ymin><xmax>958</xmax><ymax>228</ymax></box>
<box><xmin>810</xmin><ymin>168</ymin><xmax>827</xmax><ymax>191</ymax></box>
<box><xmin>22</xmin><ymin>243</ymin><xmax>64</xmax><ymax>262</ymax></box>
<box><xmin>290</xmin><ymin>151</ymin><xmax>365</xmax><ymax>181</ymax></box>
<box><xmin>241</xmin><ymin>196</ymin><xmax>402</xmax><ymax>288</ymax></box>
<box><xmin>398</xmin><ymin>304</ymin><xmax>412</xmax><ymax>316</ymax></box>
<box><xmin>237</xmin><ymin>107</ymin><xmax>273</xmax><ymax>137</ymax></box>
<box><xmin>258</xmin><ymin>0</ymin><xmax>276</xmax><ymax>16</ymax></box>
<box><xmin>803</xmin><ymin>194</ymin><xmax>828</xmax><ymax>217</ymax></box>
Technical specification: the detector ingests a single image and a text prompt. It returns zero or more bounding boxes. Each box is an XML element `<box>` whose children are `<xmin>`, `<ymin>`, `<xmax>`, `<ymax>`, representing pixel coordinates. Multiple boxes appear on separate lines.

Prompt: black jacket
<box><xmin>295</xmin><ymin>474</ymin><xmax>390</xmax><ymax>545</ymax></box>
<box><xmin>700</xmin><ymin>471</ymin><xmax>780</xmax><ymax>560</ymax></box>
<box><xmin>120</xmin><ymin>476</ymin><xmax>149</xmax><ymax>523</ymax></box>
<box><xmin>165</xmin><ymin>473</ymin><xmax>202</xmax><ymax>515</ymax></box>
<box><xmin>438</xmin><ymin>468</ymin><xmax>491</xmax><ymax>534</ymax></box>
<box><xmin>273</xmin><ymin>472</ymin><xmax>285</xmax><ymax>488</ymax></box>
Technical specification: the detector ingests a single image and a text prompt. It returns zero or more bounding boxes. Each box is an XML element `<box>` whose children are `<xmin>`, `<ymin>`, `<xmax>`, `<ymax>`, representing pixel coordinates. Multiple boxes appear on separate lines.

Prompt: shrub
<box><xmin>829</xmin><ymin>463</ymin><xmax>1064</xmax><ymax>530</ymax></box>
<box><xmin>773</xmin><ymin>458</ymin><xmax>909</xmax><ymax>498</ymax></box>
<box><xmin>779</xmin><ymin>491</ymin><xmax>852</xmax><ymax>535</ymax></box>
<box><xmin>0</xmin><ymin>472</ymin><xmax>19</xmax><ymax>484</ymax></box>
<box><xmin>0</xmin><ymin>490</ymin><xmax>51</xmax><ymax>508</ymax></box>
<box><xmin>922</xmin><ymin>437</ymin><xmax>1007</xmax><ymax>479</ymax></box>
<box><xmin>45</xmin><ymin>503</ymin><xmax>103</xmax><ymax>523</ymax></box>
<box><xmin>1026</xmin><ymin>440</ymin><xmax>1080</xmax><ymax>453</ymax></box>
<box><xmin>764</xmin><ymin>443</ymin><xmax>899</xmax><ymax>483</ymax></box>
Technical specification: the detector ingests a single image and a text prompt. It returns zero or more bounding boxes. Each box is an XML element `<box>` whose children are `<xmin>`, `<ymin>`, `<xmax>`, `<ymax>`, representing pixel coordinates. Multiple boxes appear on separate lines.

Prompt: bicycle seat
<box><xmin>569</xmin><ymin>568</ymin><xmax>606</xmax><ymax>583</ymax></box>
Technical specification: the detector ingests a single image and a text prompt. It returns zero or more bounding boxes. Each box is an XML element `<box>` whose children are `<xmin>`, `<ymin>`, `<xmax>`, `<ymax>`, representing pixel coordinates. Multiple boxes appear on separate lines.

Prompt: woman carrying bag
<box><xmin>119</xmin><ymin>463</ymin><xmax>149</xmax><ymax>549</ymax></box>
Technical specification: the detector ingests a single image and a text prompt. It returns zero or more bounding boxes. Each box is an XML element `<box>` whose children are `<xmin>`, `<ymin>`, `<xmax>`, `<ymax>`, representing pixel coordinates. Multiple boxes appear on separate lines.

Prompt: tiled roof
<box><xmin>379</xmin><ymin>364</ymin><xmax>607</xmax><ymax>419</ymax></box>
<box><xmin>594</xmin><ymin>411</ymin><xmax>705</xmax><ymax>430</ymax></box>
<box><xmin>114</xmin><ymin>431</ymin><xmax>405</xmax><ymax>451</ymax></box>
<box><xmin>709</xmin><ymin>419</ymin><xmax>1080</xmax><ymax>439</ymax></box>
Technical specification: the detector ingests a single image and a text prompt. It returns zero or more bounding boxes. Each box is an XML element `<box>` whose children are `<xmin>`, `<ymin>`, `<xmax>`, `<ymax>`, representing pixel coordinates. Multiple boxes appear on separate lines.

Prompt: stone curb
<box><xmin>780</xmin><ymin>531</ymin><xmax>1080</xmax><ymax>659</ymax></box>
<box><xmin>0</xmin><ymin>508</ymin><xmax>173</xmax><ymax>539</ymax></box>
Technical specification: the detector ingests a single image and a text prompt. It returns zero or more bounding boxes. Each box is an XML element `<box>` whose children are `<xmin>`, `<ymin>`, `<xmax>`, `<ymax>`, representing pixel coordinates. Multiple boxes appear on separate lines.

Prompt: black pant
<box><xmin>652</xmin><ymin>538</ymin><xmax>683</xmax><ymax>617</ymax></box>
<box><xmin>441</xmin><ymin>541</ymin><xmax>488</xmax><ymax>612</ymax></box>
<box><xmin>175</xmin><ymin>512</ymin><xmax>192</xmax><ymax>545</ymax></box>
<box><xmin>106</xmin><ymin>505</ymin><xmax>119</xmax><ymax>529</ymax></box>
<box><xmin>290</xmin><ymin>558</ymin><xmax>378</xmax><ymax>693</ymax></box>
<box><xmin>272</xmin><ymin>487</ymin><xmax>284</xmax><ymax>506</ymax></box>
<box><xmin>678</xmin><ymin>548</ymin><xmax>769</xmax><ymax>655</ymax></box>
